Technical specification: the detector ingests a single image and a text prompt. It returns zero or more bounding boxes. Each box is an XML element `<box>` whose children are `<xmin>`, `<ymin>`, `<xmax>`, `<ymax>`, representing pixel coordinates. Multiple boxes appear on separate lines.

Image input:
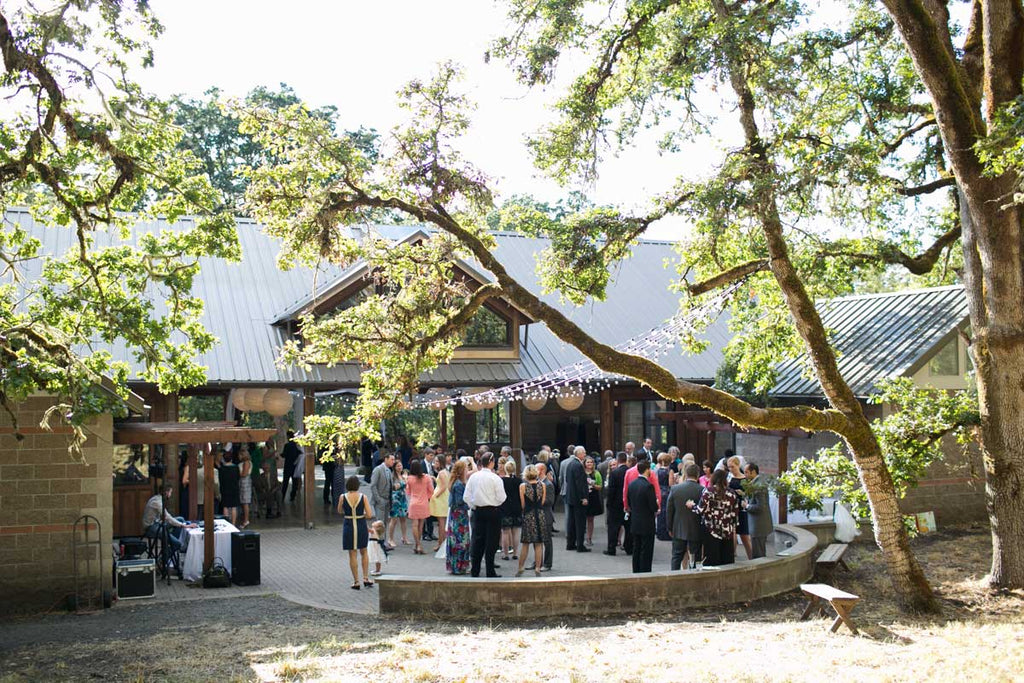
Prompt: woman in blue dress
<box><xmin>338</xmin><ymin>476</ymin><xmax>374</xmax><ymax>590</ymax></box>
<box><xmin>446</xmin><ymin>460</ymin><xmax>471</xmax><ymax>575</ymax></box>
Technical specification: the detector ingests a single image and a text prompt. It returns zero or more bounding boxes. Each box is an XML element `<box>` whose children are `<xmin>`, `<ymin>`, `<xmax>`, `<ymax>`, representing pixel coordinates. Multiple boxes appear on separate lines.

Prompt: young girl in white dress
<box><xmin>367</xmin><ymin>520</ymin><xmax>388</xmax><ymax>576</ymax></box>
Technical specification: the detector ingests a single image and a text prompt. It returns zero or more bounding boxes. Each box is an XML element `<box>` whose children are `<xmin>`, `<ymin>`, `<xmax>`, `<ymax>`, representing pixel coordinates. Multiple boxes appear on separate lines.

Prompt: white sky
<box><xmin>145</xmin><ymin>0</ymin><xmax>716</xmax><ymax>240</ymax></box>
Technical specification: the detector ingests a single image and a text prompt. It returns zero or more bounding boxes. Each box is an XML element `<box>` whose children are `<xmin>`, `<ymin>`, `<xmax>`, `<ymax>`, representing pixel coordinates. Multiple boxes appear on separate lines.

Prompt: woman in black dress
<box><xmin>338</xmin><ymin>476</ymin><xmax>374</xmax><ymax>589</ymax></box>
<box><xmin>517</xmin><ymin>465</ymin><xmax>548</xmax><ymax>576</ymax></box>
<box><xmin>727</xmin><ymin>456</ymin><xmax>753</xmax><ymax>560</ymax></box>
<box><xmin>219</xmin><ymin>450</ymin><xmax>241</xmax><ymax>527</ymax></box>
<box><xmin>500</xmin><ymin>459</ymin><xmax>523</xmax><ymax>560</ymax></box>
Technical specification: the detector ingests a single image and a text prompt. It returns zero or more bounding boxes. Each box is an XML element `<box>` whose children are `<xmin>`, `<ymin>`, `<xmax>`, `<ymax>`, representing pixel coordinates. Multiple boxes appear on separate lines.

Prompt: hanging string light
<box><xmin>410</xmin><ymin>283</ymin><xmax>739</xmax><ymax>410</ymax></box>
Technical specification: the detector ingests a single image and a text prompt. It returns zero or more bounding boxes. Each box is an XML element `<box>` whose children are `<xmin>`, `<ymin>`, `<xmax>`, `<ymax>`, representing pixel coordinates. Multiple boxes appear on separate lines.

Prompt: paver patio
<box><xmin>147</xmin><ymin>480</ymin><xmax>777</xmax><ymax>614</ymax></box>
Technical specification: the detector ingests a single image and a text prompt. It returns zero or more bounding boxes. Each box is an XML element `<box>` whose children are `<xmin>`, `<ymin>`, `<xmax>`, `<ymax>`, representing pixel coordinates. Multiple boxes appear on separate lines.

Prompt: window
<box><xmin>462</xmin><ymin>306</ymin><xmax>511</xmax><ymax>347</ymax></box>
<box><xmin>928</xmin><ymin>338</ymin><xmax>959</xmax><ymax>376</ymax></box>
<box><xmin>619</xmin><ymin>400</ymin><xmax>675</xmax><ymax>452</ymax></box>
<box><xmin>476</xmin><ymin>402</ymin><xmax>510</xmax><ymax>445</ymax></box>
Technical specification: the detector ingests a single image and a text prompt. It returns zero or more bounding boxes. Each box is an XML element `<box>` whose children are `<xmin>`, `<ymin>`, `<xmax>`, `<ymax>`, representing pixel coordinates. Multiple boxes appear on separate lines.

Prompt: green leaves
<box><xmin>778</xmin><ymin>377</ymin><xmax>980</xmax><ymax>517</ymax></box>
<box><xmin>0</xmin><ymin>2</ymin><xmax>238</xmax><ymax>452</ymax></box>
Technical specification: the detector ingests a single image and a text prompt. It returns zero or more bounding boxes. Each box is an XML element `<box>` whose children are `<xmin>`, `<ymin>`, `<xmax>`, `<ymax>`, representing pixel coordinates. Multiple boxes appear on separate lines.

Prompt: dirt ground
<box><xmin>1</xmin><ymin>523</ymin><xmax>1022</xmax><ymax>682</ymax></box>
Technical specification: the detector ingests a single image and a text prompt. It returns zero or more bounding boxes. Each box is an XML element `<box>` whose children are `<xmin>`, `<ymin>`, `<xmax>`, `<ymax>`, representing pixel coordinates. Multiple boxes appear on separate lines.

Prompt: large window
<box><xmin>476</xmin><ymin>402</ymin><xmax>510</xmax><ymax>445</ymax></box>
<box><xmin>619</xmin><ymin>400</ymin><xmax>675</xmax><ymax>452</ymax></box>
<box><xmin>462</xmin><ymin>306</ymin><xmax>511</xmax><ymax>347</ymax></box>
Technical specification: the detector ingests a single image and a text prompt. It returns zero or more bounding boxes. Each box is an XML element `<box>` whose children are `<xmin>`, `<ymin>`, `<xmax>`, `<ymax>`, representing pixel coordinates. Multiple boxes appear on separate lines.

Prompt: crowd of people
<box><xmin>336</xmin><ymin>437</ymin><xmax>775</xmax><ymax>587</ymax></box>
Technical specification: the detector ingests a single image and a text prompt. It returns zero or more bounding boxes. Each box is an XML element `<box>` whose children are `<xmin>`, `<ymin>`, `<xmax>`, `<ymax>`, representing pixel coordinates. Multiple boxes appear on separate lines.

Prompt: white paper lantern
<box><xmin>522</xmin><ymin>394</ymin><xmax>547</xmax><ymax>411</ymax></box>
<box><xmin>556</xmin><ymin>389</ymin><xmax>584</xmax><ymax>411</ymax></box>
<box><xmin>263</xmin><ymin>389</ymin><xmax>292</xmax><ymax>417</ymax></box>
<box><xmin>231</xmin><ymin>389</ymin><xmax>249</xmax><ymax>412</ymax></box>
<box><xmin>244</xmin><ymin>388</ymin><xmax>267</xmax><ymax>412</ymax></box>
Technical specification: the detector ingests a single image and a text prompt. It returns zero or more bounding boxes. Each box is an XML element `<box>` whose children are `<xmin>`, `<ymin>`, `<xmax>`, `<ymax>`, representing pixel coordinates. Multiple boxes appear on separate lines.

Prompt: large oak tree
<box><xmin>242</xmin><ymin>0</ymin><xmax>1024</xmax><ymax>610</ymax></box>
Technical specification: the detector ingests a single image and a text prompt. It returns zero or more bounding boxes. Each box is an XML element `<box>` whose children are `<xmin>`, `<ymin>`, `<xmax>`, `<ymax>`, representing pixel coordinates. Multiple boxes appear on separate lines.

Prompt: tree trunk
<box><xmin>960</xmin><ymin>190</ymin><xmax>1024</xmax><ymax>589</ymax></box>
<box><xmin>882</xmin><ymin>0</ymin><xmax>1024</xmax><ymax>590</ymax></box>
<box><xmin>844</xmin><ymin>424</ymin><xmax>936</xmax><ymax>611</ymax></box>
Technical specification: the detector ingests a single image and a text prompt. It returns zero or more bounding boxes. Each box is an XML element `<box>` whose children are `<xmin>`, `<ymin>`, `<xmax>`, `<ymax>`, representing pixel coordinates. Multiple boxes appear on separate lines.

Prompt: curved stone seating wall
<box><xmin>377</xmin><ymin>524</ymin><xmax>817</xmax><ymax>618</ymax></box>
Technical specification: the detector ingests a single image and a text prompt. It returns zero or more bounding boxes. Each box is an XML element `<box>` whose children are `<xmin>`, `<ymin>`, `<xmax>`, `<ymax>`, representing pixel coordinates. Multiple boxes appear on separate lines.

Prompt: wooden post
<box><xmin>203</xmin><ymin>445</ymin><xmax>214</xmax><ymax>573</ymax></box>
<box><xmin>705</xmin><ymin>429</ymin><xmax>716</xmax><ymax>462</ymax></box>
<box><xmin>187</xmin><ymin>444</ymin><xmax>199</xmax><ymax>522</ymax></box>
<box><xmin>509</xmin><ymin>400</ymin><xmax>523</xmax><ymax>454</ymax></box>
<box><xmin>166</xmin><ymin>394</ymin><xmax>180</xmax><ymax>514</ymax></box>
<box><xmin>599</xmin><ymin>389</ymin><xmax>614</xmax><ymax>453</ymax></box>
<box><xmin>303</xmin><ymin>388</ymin><xmax>315</xmax><ymax>529</ymax></box>
<box><xmin>777</xmin><ymin>436</ymin><xmax>789</xmax><ymax>523</ymax></box>
<box><xmin>439</xmin><ymin>408</ymin><xmax>448</xmax><ymax>450</ymax></box>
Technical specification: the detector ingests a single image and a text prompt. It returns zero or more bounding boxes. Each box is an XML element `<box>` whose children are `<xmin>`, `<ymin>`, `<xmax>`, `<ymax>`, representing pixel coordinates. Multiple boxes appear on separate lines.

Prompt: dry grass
<box><xmin>2</xmin><ymin>525</ymin><xmax>1022</xmax><ymax>682</ymax></box>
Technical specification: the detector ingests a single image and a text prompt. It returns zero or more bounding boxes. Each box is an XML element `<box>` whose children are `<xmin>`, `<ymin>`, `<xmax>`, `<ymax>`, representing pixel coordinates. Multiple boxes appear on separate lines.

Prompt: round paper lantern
<box><xmin>522</xmin><ymin>394</ymin><xmax>547</xmax><ymax>411</ymax></box>
<box><xmin>263</xmin><ymin>389</ymin><xmax>292</xmax><ymax>417</ymax></box>
<box><xmin>555</xmin><ymin>389</ymin><xmax>584</xmax><ymax>411</ymax></box>
<box><xmin>463</xmin><ymin>388</ymin><xmax>497</xmax><ymax>412</ymax></box>
<box><xmin>231</xmin><ymin>389</ymin><xmax>249</xmax><ymax>412</ymax></box>
<box><xmin>244</xmin><ymin>388</ymin><xmax>267</xmax><ymax>412</ymax></box>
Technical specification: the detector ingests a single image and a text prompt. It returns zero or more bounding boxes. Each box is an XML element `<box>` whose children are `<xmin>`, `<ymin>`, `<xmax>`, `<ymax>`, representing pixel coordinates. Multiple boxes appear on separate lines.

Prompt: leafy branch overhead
<box><xmin>0</xmin><ymin>3</ymin><xmax>238</xmax><ymax>451</ymax></box>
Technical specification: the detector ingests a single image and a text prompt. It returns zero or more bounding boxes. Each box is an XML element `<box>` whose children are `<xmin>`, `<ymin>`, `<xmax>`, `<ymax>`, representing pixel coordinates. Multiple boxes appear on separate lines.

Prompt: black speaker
<box><xmin>231</xmin><ymin>531</ymin><xmax>260</xmax><ymax>585</ymax></box>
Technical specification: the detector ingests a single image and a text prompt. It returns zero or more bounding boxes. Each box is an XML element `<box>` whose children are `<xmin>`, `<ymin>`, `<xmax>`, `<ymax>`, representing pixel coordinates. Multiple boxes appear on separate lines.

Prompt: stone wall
<box><xmin>378</xmin><ymin>525</ymin><xmax>816</xmax><ymax>618</ymax></box>
<box><xmin>0</xmin><ymin>396</ymin><xmax>114</xmax><ymax>614</ymax></box>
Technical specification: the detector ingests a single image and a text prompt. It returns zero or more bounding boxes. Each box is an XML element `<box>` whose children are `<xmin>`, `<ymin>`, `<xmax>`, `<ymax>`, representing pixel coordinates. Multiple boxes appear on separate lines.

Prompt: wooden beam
<box><xmin>778</xmin><ymin>436</ymin><xmax>789</xmax><ymax>524</ymax></box>
<box><xmin>303</xmin><ymin>388</ymin><xmax>315</xmax><ymax>529</ymax></box>
<box><xmin>113</xmin><ymin>422</ymin><xmax>277</xmax><ymax>445</ymax></box>
<box><xmin>705</xmin><ymin>429</ymin><xmax>716</xmax><ymax>461</ymax></box>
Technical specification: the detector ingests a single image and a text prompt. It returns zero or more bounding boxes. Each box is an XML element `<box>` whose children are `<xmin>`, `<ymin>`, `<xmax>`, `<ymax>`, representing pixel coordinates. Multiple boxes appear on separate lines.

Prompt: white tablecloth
<box><xmin>181</xmin><ymin>521</ymin><xmax>239</xmax><ymax>582</ymax></box>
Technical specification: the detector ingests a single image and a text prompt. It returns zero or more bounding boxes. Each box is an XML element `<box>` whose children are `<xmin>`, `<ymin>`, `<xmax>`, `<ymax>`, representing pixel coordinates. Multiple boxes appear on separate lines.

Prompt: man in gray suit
<box><xmin>666</xmin><ymin>462</ymin><xmax>705</xmax><ymax>569</ymax></box>
<box><xmin>370</xmin><ymin>453</ymin><xmax>395</xmax><ymax>546</ymax></box>
<box><xmin>744</xmin><ymin>461</ymin><xmax>773</xmax><ymax>559</ymax></box>
<box><xmin>536</xmin><ymin>462</ymin><xmax>556</xmax><ymax>571</ymax></box>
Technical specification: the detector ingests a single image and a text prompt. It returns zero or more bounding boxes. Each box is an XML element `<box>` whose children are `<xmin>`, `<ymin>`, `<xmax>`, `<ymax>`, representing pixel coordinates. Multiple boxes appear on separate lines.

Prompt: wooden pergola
<box><xmin>655</xmin><ymin>410</ymin><xmax>811</xmax><ymax>523</ymax></box>
<box><xmin>114</xmin><ymin>421</ymin><xmax>278</xmax><ymax>573</ymax></box>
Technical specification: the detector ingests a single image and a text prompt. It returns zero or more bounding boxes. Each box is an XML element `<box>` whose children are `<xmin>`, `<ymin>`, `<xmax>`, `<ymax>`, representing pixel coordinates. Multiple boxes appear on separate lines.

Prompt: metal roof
<box><xmin>770</xmin><ymin>285</ymin><xmax>970</xmax><ymax>398</ymax></box>
<box><xmin>5</xmin><ymin>209</ymin><xmax>728</xmax><ymax>388</ymax></box>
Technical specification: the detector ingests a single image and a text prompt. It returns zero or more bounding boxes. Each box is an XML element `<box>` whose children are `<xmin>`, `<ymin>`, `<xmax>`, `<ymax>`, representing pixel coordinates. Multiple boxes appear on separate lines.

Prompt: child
<box><xmin>367</xmin><ymin>520</ymin><xmax>389</xmax><ymax>576</ymax></box>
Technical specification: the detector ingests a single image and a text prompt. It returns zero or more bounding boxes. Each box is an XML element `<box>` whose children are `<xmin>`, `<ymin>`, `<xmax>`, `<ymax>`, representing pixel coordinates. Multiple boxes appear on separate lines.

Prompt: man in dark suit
<box><xmin>638</xmin><ymin>437</ymin><xmax>654</xmax><ymax>462</ymax></box>
<box><xmin>626</xmin><ymin>459</ymin><xmax>659</xmax><ymax>573</ymax></box>
<box><xmin>603</xmin><ymin>452</ymin><xmax>628</xmax><ymax>556</ymax></box>
<box><xmin>667</xmin><ymin>462</ymin><xmax>705</xmax><ymax>569</ymax></box>
<box><xmin>744</xmin><ymin>462</ymin><xmax>773</xmax><ymax>558</ymax></box>
<box><xmin>563</xmin><ymin>446</ymin><xmax>590</xmax><ymax>552</ymax></box>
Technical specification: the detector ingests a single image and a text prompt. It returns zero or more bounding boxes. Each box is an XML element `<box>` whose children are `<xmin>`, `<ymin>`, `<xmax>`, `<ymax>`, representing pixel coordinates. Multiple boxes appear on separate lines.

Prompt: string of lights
<box><xmin>414</xmin><ymin>283</ymin><xmax>739</xmax><ymax>410</ymax></box>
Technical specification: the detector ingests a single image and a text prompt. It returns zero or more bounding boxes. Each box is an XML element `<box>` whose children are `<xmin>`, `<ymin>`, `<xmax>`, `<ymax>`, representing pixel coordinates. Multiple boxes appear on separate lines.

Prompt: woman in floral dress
<box><xmin>388</xmin><ymin>461</ymin><xmax>410</xmax><ymax>546</ymax></box>
<box><xmin>445</xmin><ymin>460</ymin><xmax>471</xmax><ymax>575</ymax></box>
<box><xmin>690</xmin><ymin>468</ymin><xmax>739</xmax><ymax>566</ymax></box>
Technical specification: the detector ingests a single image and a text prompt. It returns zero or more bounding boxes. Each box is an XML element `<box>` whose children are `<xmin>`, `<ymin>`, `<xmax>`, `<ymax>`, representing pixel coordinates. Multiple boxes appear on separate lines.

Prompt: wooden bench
<box><xmin>815</xmin><ymin>543</ymin><xmax>850</xmax><ymax>582</ymax></box>
<box><xmin>800</xmin><ymin>583</ymin><xmax>860</xmax><ymax>634</ymax></box>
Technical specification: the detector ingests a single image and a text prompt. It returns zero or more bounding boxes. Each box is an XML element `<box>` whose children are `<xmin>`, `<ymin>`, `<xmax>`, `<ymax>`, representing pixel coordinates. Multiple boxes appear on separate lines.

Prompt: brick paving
<box><xmin>151</xmin><ymin>479</ymin><xmax>778</xmax><ymax>614</ymax></box>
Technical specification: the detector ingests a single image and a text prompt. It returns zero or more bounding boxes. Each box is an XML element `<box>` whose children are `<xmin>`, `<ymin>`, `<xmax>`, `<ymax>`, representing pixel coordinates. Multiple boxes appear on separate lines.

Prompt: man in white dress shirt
<box><xmin>464</xmin><ymin>452</ymin><xmax>507</xmax><ymax>577</ymax></box>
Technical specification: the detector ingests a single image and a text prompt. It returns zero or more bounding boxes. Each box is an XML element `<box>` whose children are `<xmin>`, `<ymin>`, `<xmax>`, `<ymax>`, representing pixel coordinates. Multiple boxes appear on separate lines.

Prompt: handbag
<box><xmin>202</xmin><ymin>557</ymin><xmax>231</xmax><ymax>588</ymax></box>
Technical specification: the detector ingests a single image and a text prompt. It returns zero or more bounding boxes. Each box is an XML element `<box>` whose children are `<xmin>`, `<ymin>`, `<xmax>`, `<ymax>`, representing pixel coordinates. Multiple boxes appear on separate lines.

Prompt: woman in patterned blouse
<box><xmin>689</xmin><ymin>469</ymin><xmax>739</xmax><ymax>566</ymax></box>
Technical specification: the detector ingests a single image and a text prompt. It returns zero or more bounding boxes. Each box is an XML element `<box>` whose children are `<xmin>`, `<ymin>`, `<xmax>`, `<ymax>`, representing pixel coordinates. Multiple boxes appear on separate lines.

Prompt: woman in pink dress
<box><xmin>405</xmin><ymin>459</ymin><xmax>434</xmax><ymax>555</ymax></box>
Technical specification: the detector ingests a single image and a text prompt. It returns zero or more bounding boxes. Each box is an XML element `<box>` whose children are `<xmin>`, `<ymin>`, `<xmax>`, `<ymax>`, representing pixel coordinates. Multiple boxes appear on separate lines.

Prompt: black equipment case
<box><xmin>116</xmin><ymin>558</ymin><xmax>155</xmax><ymax>599</ymax></box>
